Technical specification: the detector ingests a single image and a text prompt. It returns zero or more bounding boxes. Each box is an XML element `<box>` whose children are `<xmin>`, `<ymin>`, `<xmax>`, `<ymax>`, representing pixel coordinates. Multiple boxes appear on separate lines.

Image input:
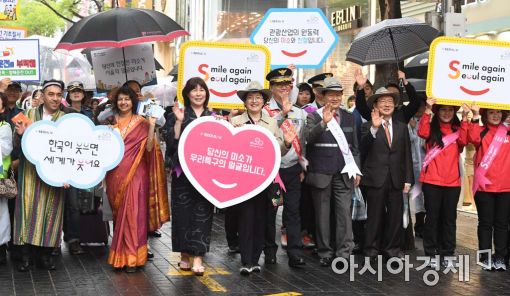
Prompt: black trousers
<box><xmin>422</xmin><ymin>183</ymin><xmax>460</xmax><ymax>256</ymax></box>
<box><xmin>171</xmin><ymin>174</ymin><xmax>214</xmax><ymax>256</ymax></box>
<box><xmin>238</xmin><ymin>190</ymin><xmax>268</xmax><ymax>266</ymax></box>
<box><xmin>300</xmin><ymin>182</ymin><xmax>315</xmax><ymax>237</ymax></box>
<box><xmin>474</xmin><ymin>191</ymin><xmax>510</xmax><ymax>260</ymax></box>
<box><xmin>364</xmin><ymin>175</ymin><xmax>403</xmax><ymax>258</ymax></box>
<box><xmin>265</xmin><ymin>164</ymin><xmax>303</xmax><ymax>259</ymax></box>
<box><xmin>224</xmin><ymin>206</ymin><xmax>240</xmax><ymax>249</ymax></box>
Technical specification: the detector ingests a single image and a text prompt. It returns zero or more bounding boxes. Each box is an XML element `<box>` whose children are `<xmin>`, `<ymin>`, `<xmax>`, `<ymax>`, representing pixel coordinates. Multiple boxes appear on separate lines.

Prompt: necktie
<box><xmin>383</xmin><ymin>121</ymin><xmax>391</xmax><ymax>146</ymax></box>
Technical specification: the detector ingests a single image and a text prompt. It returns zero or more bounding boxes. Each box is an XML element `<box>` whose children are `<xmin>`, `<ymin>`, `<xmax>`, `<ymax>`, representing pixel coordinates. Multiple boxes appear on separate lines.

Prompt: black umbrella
<box><xmin>404</xmin><ymin>51</ymin><xmax>429</xmax><ymax>79</ymax></box>
<box><xmin>346</xmin><ymin>17</ymin><xmax>438</xmax><ymax>67</ymax></box>
<box><xmin>81</xmin><ymin>47</ymin><xmax>164</xmax><ymax>70</ymax></box>
<box><xmin>56</xmin><ymin>7</ymin><xmax>188</xmax><ymax>51</ymax></box>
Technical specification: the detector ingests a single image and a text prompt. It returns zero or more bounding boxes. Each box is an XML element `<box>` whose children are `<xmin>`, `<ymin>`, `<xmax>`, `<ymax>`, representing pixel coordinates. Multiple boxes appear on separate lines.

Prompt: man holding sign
<box><xmin>263</xmin><ymin>68</ymin><xmax>308</xmax><ymax>267</ymax></box>
<box><xmin>12</xmin><ymin>79</ymin><xmax>69</xmax><ymax>271</ymax></box>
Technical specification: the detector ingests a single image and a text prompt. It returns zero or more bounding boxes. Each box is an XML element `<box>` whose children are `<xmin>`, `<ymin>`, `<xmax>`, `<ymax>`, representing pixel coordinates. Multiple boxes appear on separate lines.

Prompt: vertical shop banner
<box><xmin>250</xmin><ymin>8</ymin><xmax>339</xmax><ymax>68</ymax></box>
<box><xmin>178</xmin><ymin>41</ymin><xmax>271</xmax><ymax>109</ymax></box>
<box><xmin>91</xmin><ymin>44</ymin><xmax>157</xmax><ymax>92</ymax></box>
<box><xmin>21</xmin><ymin>114</ymin><xmax>125</xmax><ymax>189</ymax></box>
<box><xmin>0</xmin><ymin>26</ymin><xmax>26</xmax><ymax>39</ymax></box>
<box><xmin>427</xmin><ymin>37</ymin><xmax>510</xmax><ymax>110</ymax></box>
<box><xmin>178</xmin><ymin>117</ymin><xmax>281</xmax><ymax>208</ymax></box>
<box><xmin>0</xmin><ymin>0</ymin><xmax>18</xmax><ymax>21</ymax></box>
<box><xmin>0</xmin><ymin>39</ymin><xmax>39</xmax><ymax>82</ymax></box>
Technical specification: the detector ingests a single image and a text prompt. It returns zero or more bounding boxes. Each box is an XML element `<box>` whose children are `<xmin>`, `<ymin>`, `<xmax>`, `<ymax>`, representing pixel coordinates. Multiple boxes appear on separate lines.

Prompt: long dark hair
<box><xmin>111</xmin><ymin>86</ymin><xmax>138</xmax><ymax>114</ymax></box>
<box><xmin>182</xmin><ymin>77</ymin><xmax>209</xmax><ymax>108</ymax></box>
<box><xmin>429</xmin><ymin>105</ymin><xmax>461</xmax><ymax>148</ymax></box>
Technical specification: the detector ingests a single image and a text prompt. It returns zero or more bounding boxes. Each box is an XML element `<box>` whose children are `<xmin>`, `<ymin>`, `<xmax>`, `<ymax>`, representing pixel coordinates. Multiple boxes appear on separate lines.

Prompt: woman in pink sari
<box><xmin>105</xmin><ymin>86</ymin><xmax>169</xmax><ymax>273</ymax></box>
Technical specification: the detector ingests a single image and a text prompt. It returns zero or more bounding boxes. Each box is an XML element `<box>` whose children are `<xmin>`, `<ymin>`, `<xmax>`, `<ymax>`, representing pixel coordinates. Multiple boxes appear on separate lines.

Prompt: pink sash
<box><xmin>472</xmin><ymin>124</ymin><xmax>508</xmax><ymax>195</ymax></box>
<box><xmin>422</xmin><ymin>131</ymin><xmax>460</xmax><ymax>170</ymax></box>
<box><xmin>263</xmin><ymin>105</ymin><xmax>307</xmax><ymax>169</ymax></box>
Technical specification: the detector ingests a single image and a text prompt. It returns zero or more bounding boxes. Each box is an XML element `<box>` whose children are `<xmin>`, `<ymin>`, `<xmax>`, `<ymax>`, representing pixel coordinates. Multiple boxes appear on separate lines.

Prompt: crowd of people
<box><xmin>0</xmin><ymin>64</ymin><xmax>509</xmax><ymax>278</ymax></box>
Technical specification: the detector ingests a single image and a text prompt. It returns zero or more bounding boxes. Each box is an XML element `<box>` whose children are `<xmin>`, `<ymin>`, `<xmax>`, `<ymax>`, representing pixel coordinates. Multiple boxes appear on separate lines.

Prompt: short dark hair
<box><xmin>123</xmin><ymin>80</ymin><xmax>142</xmax><ymax>90</ymax></box>
<box><xmin>385</xmin><ymin>82</ymin><xmax>400</xmax><ymax>90</ymax></box>
<box><xmin>111</xmin><ymin>86</ymin><xmax>138</xmax><ymax>114</ymax></box>
<box><xmin>347</xmin><ymin>95</ymin><xmax>356</xmax><ymax>101</ymax></box>
<box><xmin>182</xmin><ymin>77</ymin><xmax>209</xmax><ymax>108</ymax></box>
<box><xmin>298</xmin><ymin>83</ymin><xmax>315</xmax><ymax>103</ymax></box>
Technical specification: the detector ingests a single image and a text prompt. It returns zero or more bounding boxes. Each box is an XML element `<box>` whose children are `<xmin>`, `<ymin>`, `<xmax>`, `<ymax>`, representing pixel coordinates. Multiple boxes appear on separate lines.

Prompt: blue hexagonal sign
<box><xmin>250</xmin><ymin>8</ymin><xmax>339</xmax><ymax>69</ymax></box>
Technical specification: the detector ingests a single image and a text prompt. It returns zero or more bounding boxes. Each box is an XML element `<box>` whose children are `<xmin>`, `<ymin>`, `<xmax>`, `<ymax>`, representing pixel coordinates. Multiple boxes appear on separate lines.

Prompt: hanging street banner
<box><xmin>0</xmin><ymin>39</ymin><xmax>39</xmax><ymax>82</ymax></box>
<box><xmin>250</xmin><ymin>8</ymin><xmax>339</xmax><ymax>68</ymax></box>
<box><xmin>178</xmin><ymin>41</ymin><xmax>270</xmax><ymax>109</ymax></box>
<box><xmin>21</xmin><ymin>113</ymin><xmax>125</xmax><ymax>189</ymax></box>
<box><xmin>178</xmin><ymin>116</ymin><xmax>281</xmax><ymax>208</ymax></box>
<box><xmin>427</xmin><ymin>37</ymin><xmax>510</xmax><ymax>110</ymax></box>
<box><xmin>0</xmin><ymin>26</ymin><xmax>26</xmax><ymax>39</ymax></box>
<box><xmin>91</xmin><ymin>44</ymin><xmax>157</xmax><ymax>92</ymax></box>
<box><xmin>0</xmin><ymin>0</ymin><xmax>18</xmax><ymax>20</ymax></box>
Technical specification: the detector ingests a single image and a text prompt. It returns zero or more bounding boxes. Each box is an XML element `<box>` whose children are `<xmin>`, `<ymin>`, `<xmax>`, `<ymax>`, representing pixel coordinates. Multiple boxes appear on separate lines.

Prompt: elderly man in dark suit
<box><xmin>305</xmin><ymin>77</ymin><xmax>361</xmax><ymax>267</ymax></box>
<box><xmin>360</xmin><ymin>87</ymin><xmax>414</xmax><ymax>263</ymax></box>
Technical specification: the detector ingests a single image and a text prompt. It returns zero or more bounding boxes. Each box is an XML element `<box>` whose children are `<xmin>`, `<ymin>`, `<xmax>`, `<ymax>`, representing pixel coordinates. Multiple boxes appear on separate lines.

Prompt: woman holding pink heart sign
<box><xmin>165</xmin><ymin>77</ymin><xmax>214</xmax><ymax>276</ymax></box>
<box><xmin>230</xmin><ymin>81</ymin><xmax>296</xmax><ymax>275</ymax></box>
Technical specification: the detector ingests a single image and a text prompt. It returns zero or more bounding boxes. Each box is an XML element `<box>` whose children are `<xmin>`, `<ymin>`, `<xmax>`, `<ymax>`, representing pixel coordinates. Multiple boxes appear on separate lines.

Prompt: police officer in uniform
<box><xmin>264</xmin><ymin>68</ymin><xmax>307</xmax><ymax>267</ymax></box>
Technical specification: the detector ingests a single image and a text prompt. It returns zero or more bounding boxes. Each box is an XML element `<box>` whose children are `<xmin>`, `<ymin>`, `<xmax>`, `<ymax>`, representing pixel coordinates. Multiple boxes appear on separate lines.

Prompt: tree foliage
<box><xmin>7</xmin><ymin>0</ymin><xmax>66</xmax><ymax>36</ymax></box>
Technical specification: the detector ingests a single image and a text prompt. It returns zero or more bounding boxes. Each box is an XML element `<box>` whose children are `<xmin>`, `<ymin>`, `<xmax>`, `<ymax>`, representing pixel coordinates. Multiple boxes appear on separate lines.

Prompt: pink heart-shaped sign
<box><xmin>178</xmin><ymin>116</ymin><xmax>281</xmax><ymax>208</ymax></box>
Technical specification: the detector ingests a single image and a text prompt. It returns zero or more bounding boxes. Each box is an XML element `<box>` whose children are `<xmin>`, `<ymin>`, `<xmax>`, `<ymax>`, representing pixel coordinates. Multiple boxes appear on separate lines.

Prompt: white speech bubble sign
<box><xmin>21</xmin><ymin>113</ymin><xmax>125</xmax><ymax>189</ymax></box>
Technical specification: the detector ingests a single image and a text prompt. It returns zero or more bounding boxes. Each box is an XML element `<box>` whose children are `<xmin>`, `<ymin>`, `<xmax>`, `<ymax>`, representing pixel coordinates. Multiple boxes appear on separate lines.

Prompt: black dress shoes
<box><xmin>264</xmin><ymin>254</ymin><xmax>277</xmax><ymax>264</ymax></box>
<box><xmin>0</xmin><ymin>244</ymin><xmax>6</xmax><ymax>265</ymax></box>
<box><xmin>288</xmin><ymin>257</ymin><xmax>306</xmax><ymax>267</ymax></box>
<box><xmin>147</xmin><ymin>250</ymin><xmax>154</xmax><ymax>259</ymax></box>
<box><xmin>319</xmin><ymin>257</ymin><xmax>332</xmax><ymax>267</ymax></box>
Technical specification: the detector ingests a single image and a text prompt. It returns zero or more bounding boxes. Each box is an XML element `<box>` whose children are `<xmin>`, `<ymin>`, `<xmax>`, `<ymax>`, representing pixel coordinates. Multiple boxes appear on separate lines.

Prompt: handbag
<box><xmin>268</xmin><ymin>182</ymin><xmax>284</xmax><ymax>207</ymax></box>
<box><xmin>0</xmin><ymin>168</ymin><xmax>17</xmax><ymax>199</ymax></box>
<box><xmin>351</xmin><ymin>186</ymin><xmax>367</xmax><ymax>221</ymax></box>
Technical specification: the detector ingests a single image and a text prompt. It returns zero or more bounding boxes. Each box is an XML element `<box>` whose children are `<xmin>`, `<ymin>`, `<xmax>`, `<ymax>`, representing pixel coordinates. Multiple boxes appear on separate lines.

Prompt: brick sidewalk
<box><xmin>0</xmin><ymin>211</ymin><xmax>506</xmax><ymax>296</ymax></box>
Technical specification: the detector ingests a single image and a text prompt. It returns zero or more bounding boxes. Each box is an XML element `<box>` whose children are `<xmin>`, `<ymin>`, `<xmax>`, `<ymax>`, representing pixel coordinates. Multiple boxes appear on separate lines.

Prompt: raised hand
<box><xmin>0</xmin><ymin>78</ymin><xmax>11</xmax><ymax>92</ymax></box>
<box><xmin>355</xmin><ymin>68</ymin><xmax>368</xmax><ymax>90</ymax></box>
<box><xmin>398</xmin><ymin>70</ymin><xmax>407</xmax><ymax>85</ymax></box>
<box><xmin>461</xmin><ymin>103</ymin><xmax>471</xmax><ymax>119</ymax></box>
<box><xmin>425</xmin><ymin>97</ymin><xmax>436</xmax><ymax>111</ymax></box>
<box><xmin>371</xmin><ymin>108</ymin><xmax>382</xmax><ymax>129</ymax></box>
<box><xmin>281</xmin><ymin>97</ymin><xmax>293</xmax><ymax>117</ymax></box>
<box><xmin>322</xmin><ymin>103</ymin><xmax>334</xmax><ymax>124</ymax></box>
<box><xmin>283</xmin><ymin>124</ymin><xmax>297</xmax><ymax>147</ymax></box>
<box><xmin>14</xmin><ymin>121</ymin><xmax>27</xmax><ymax>135</ymax></box>
<box><xmin>470</xmin><ymin>103</ymin><xmax>480</xmax><ymax>117</ymax></box>
<box><xmin>287</xmin><ymin>64</ymin><xmax>297</xmax><ymax>73</ymax></box>
<box><xmin>172</xmin><ymin>103</ymin><xmax>185</xmax><ymax>122</ymax></box>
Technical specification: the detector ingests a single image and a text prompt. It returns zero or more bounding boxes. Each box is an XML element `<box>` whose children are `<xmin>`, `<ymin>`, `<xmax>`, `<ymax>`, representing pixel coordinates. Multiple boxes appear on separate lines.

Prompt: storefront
<box><xmin>302</xmin><ymin>0</ymin><xmax>372</xmax><ymax>97</ymax></box>
<box><xmin>463</xmin><ymin>0</ymin><xmax>510</xmax><ymax>41</ymax></box>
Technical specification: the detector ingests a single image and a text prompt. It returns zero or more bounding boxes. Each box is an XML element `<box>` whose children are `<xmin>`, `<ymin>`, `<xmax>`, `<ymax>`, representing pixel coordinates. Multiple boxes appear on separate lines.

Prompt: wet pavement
<box><xmin>0</xmin><ymin>210</ymin><xmax>508</xmax><ymax>296</ymax></box>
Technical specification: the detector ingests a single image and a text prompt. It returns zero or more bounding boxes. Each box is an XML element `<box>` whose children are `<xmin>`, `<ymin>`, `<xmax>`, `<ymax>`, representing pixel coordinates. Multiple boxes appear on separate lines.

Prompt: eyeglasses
<box><xmin>246</xmin><ymin>96</ymin><xmax>264</xmax><ymax>101</ymax></box>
